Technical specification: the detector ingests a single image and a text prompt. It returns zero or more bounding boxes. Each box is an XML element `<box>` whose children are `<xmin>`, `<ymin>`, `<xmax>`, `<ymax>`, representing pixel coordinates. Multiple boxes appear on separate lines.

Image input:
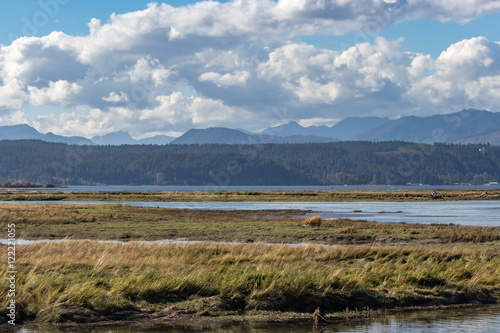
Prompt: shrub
<box><xmin>302</xmin><ymin>216</ymin><xmax>324</xmax><ymax>227</ymax></box>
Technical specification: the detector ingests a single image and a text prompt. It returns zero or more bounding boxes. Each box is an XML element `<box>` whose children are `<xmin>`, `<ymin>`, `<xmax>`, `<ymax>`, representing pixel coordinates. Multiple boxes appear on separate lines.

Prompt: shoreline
<box><xmin>1</xmin><ymin>204</ymin><xmax>498</xmax><ymax>244</ymax></box>
<box><xmin>7</xmin><ymin>303</ymin><xmax>499</xmax><ymax>331</ymax></box>
<box><xmin>0</xmin><ymin>189</ymin><xmax>499</xmax><ymax>202</ymax></box>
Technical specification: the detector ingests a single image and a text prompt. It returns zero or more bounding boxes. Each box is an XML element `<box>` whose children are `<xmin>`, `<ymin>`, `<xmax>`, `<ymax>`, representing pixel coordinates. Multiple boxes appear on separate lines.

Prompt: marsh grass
<box><xmin>1</xmin><ymin>241</ymin><xmax>499</xmax><ymax>324</ymax></box>
<box><xmin>428</xmin><ymin>225</ymin><xmax>499</xmax><ymax>242</ymax></box>
<box><xmin>1</xmin><ymin>189</ymin><xmax>499</xmax><ymax>202</ymax></box>
<box><xmin>1</xmin><ymin>194</ymin><xmax>499</xmax><ymax>325</ymax></box>
<box><xmin>2</xmin><ymin>204</ymin><xmax>500</xmax><ymax>245</ymax></box>
<box><xmin>302</xmin><ymin>215</ymin><xmax>324</xmax><ymax>227</ymax></box>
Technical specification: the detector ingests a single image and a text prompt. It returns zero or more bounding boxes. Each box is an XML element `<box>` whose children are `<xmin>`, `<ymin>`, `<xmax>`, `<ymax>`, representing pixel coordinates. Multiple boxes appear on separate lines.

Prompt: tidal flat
<box><xmin>1</xmin><ymin>203</ymin><xmax>500</xmax><ymax>244</ymax></box>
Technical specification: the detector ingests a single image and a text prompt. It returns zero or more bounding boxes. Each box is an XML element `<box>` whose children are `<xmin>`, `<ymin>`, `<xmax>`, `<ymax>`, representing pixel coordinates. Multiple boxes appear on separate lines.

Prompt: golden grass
<box><xmin>1</xmin><ymin>241</ymin><xmax>499</xmax><ymax>324</ymax></box>
<box><xmin>302</xmin><ymin>215</ymin><xmax>324</xmax><ymax>227</ymax></box>
<box><xmin>427</xmin><ymin>225</ymin><xmax>499</xmax><ymax>242</ymax></box>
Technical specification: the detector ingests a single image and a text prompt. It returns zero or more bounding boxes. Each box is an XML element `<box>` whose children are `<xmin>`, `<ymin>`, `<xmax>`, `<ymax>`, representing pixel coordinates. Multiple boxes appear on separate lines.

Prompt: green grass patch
<box><xmin>1</xmin><ymin>204</ymin><xmax>500</xmax><ymax>245</ymax></box>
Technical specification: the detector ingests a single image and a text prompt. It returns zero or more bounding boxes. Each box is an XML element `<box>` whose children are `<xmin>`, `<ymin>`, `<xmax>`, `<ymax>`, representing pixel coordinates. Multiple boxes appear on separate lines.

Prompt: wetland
<box><xmin>1</xmin><ymin>190</ymin><xmax>499</xmax><ymax>329</ymax></box>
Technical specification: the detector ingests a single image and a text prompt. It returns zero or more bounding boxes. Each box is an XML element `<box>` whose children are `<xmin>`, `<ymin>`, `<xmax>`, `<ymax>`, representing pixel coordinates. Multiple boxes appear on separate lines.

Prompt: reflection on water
<box><xmin>15</xmin><ymin>305</ymin><xmax>500</xmax><ymax>333</ymax></box>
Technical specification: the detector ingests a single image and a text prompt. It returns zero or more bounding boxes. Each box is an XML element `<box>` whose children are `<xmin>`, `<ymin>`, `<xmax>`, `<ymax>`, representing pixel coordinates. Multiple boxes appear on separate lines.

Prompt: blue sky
<box><xmin>303</xmin><ymin>13</ymin><xmax>500</xmax><ymax>58</ymax></box>
<box><xmin>2</xmin><ymin>1</ymin><xmax>162</xmax><ymax>43</ymax></box>
<box><xmin>2</xmin><ymin>1</ymin><xmax>500</xmax><ymax>57</ymax></box>
<box><xmin>383</xmin><ymin>14</ymin><xmax>500</xmax><ymax>57</ymax></box>
<box><xmin>1</xmin><ymin>0</ymin><xmax>500</xmax><ymax>138</ymax></box>
<box><xmin>0</xmin><ymin>1</ymin><xmax>231</xmax><ymax>44</ymax></box>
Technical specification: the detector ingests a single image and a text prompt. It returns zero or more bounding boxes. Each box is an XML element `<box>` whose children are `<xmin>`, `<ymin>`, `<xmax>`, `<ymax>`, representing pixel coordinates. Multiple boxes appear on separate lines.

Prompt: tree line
<box><xmin>0</xmin><ymin>140</ymin><xmax>498</xmax><ymax>186</ymax></box>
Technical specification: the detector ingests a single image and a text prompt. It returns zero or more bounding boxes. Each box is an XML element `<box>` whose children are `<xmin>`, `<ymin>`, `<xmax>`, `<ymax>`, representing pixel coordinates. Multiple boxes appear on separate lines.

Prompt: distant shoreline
<box><xmin>0</xmin><ymin>181</ymin><xmax>62</xmax><ymax>189</ymax></box>
<box><xmin>0</xmin><ymin>188</ymin><xmax>499</xmax><ymax>202</ymax></box>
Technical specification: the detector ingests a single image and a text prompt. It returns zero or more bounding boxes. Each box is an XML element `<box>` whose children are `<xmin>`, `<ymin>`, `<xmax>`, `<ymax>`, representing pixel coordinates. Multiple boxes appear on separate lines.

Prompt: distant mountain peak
<box><xmin>1</xmin><ymin>109</ymin><xmax>499</xmax><ymax>147</ymax></box>
<box><xmin>0</xmin><ymin>124</ymin><xmax>94</xmax><ymax>145</ymax></box>
<box><xmin>356</xmin><ymin>109</ymin><xmax>500</xmax><ymax>143</ymax></box>
<box><xmin>172</xmin><ymin>127</ymin><xmax>251</xmax><ymax>145</ymax></box>
<box><xmin>7</xmin><ymin>123</ymin><xmax>32</xmax><ymax>129</ymax></box>
<box><xmin>261</xmin><ymin>121</ymin><xmax>322</xmax><ymax>138</ymax></box>
<box><xmin>91</xmin><ymin>131</ymin><xmax>174</xmax><ymax>145</ymax></box>
<box><xmin>259</xmin><ymin>116</ymin><xmax>390</xmax><ymax>140</ymax></box>
<box><xmin>261</xmin><ymin>121</ymin><xmax>301</xmax><ymax>130</ymax></box>
<box><xmin>91</xmin><ymin>131</ymin><xmax>135</xmax><ymax>145</ymax></box>
<box><xmin>171</xmin><ymin>127</ymin><xmax>339</xmax><ymax>145</ymax></box>
<box><xmin>0</xmin><ymin>123</ymin><xmax>39</xmax><ymax>132</ymax></box>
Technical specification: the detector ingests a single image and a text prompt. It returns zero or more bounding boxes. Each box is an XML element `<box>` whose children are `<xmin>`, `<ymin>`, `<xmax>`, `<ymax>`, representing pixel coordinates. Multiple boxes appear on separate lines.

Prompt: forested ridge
<box><xmin>0</xmin><ymin>140</ymin><xmax>499</xmax><ymax>185</ymax></box>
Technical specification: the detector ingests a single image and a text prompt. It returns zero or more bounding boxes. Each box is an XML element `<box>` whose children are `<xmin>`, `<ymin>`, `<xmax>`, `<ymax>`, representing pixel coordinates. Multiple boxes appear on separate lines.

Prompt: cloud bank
<box><xmin>1</xmin><ymin>0</ymin><xmax>500</xmax><ymax>137</ymax></box>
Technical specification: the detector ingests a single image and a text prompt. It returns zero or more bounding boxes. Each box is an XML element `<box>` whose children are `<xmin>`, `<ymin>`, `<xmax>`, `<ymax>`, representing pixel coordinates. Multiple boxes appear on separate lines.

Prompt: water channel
<box><xmin>14</xmin><ymin>305</ymin><xmax>500</xmax><ymax>332</ymax></box>
<box><xmin>2</xmin><ymin>200</ymin><xmax>499</xmax><ymax>226</ymax></box>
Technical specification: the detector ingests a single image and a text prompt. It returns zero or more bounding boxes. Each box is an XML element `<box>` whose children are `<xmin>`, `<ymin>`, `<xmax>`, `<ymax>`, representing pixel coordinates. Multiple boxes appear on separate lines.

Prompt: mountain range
<box><xmin>170</xmin><ymin>128</ymin><xmax>339</xmax><ymax>144</ymax></box>
<box><xmin>355</xmin><ymin>109</ymin><xmax>500</xmax><ymax>143</ymax></box>
<box><xmin>0</xmin><ymin>124</ymin><xmax>95</xmax><ymax>145</ymax></box>
<box><xmin>1</xmin><ymin>109</ymin><xmax>499</xmax><ymax>145</ymax></box>
<box><xmin>259</xmin><ymin>116</ymin><xmax>390</xmax><ymax>139</ymax></box>
<box><xmin>455</xmin><ymin>131</ymin><xmax>500</xmax><ymax>145</ymax></box>
<box><xmin>0</xmin><ymin>125</ymin><xmax>175</xmax><ymax>146</ymax></box>
<box><xmin>91</xmin><ymin>131</ymin><xmax>174</xmax><ymax>145</ymax></box>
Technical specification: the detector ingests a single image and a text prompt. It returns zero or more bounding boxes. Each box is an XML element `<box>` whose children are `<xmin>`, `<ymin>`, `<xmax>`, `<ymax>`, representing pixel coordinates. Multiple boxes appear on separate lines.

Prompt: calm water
<box><xmin>14</xmin><ymin>305</ymin><xmax>500</xmax><ymax>332</ymax></box>
<box><xmin>3</xmin><ymin>200</ymin><xmax>499</xmax><ymax>226</ymax></box>
<box><xmin>3</xmin><ymin>184</ymin><xmax>500</xmax><ymax>192</ymax></box>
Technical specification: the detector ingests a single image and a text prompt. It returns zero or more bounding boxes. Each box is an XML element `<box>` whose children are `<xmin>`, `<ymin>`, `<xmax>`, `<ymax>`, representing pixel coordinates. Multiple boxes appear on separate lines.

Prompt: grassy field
<box><xmin>2</xmin><ymin>203</ymin><xmax>500</xmax><ymax>244</ymax></box>
<box><xmin>1</xmin><ymin>199</ymin><xmax>499</xmax><ymax>326</ymax></box>
<box><xmin>0</xmin><ymin>241</ymin><xmax>499</xmax><ymax>324</ymax></box>
<box><xmin>0</xmin><ymin>188</ymin><xmax>499</xmax><ymax>202</ymax></box>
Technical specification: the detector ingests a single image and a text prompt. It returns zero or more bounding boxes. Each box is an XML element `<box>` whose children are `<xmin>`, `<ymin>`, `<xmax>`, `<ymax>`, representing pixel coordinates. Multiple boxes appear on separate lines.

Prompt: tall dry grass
<box><xmin>1</xmin><ymin>241</ymin><xmax>499</xmax><ymax>323</ymax></box>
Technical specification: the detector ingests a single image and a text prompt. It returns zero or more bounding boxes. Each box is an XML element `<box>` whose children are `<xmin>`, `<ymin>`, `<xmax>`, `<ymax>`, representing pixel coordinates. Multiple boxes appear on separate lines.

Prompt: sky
<box><xmin>1</xmin><ymin>0</ymin><xmax>500</xmax><ymax>139</ymax></box>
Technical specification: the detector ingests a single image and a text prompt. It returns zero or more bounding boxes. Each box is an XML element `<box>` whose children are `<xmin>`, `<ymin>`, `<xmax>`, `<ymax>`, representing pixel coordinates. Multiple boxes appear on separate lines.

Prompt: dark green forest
<box><xmin>0</xmin><ymin>140</ymin><xmax>498</xmax><ymax>185</ymax></box>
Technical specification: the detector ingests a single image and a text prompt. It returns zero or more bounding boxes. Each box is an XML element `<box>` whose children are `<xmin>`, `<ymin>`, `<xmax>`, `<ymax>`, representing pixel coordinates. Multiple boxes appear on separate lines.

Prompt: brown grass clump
<box><xmin>302</xmin><ymin>215</ymin><xmax>324</xmax><ymax>227</ymax></box>
<box><xmin>340</xmin><ymin>226</ymin><xmax>357</xmax><ymax>234</ymax></box>
<box><xmin>427</xmin><ymin>225</ymin><xmax>500</xmax><ymax>242</ymax></box>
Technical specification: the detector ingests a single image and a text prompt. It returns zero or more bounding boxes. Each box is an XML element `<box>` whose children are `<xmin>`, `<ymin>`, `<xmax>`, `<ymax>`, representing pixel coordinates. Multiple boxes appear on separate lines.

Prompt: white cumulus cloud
<box><xmin>28</xmin><ymin>80</ymin><xmax>82</xmax><ymax>106</ymax></box>
<box><xmin>199</xmin><ymin>70</ymin><xmax>251</xmax><ymax>87</ymax></box>
<box><xmin>0</xmin><ymin>1</ymin><xmax>499</xmax><ymax>136</ymax></box>
<box><xmin>102</xmin><ymin>91</ymin><xmax>129</xmax><ymax>103</ymax></box>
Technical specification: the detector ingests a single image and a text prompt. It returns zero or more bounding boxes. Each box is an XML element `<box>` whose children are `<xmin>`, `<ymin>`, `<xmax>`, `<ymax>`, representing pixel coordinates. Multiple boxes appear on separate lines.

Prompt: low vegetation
<box><xmin>0</xmin><ymin>189</ymin><xmax>500</xmax><ymax>202</ymax></box>
<box><xmin>2</xmin><ymin>203</ymin><xmax>500</xmax><ymax>245</ymax></box>
<box><xmin>1</xmin><ymin>241</ymin><xmax>499</xmax><ymax>324</ymax></box>
<box><xmin>302</xmin><ymin>215</ymin><xmax>324</xmax><ymax>227</ymax></box>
